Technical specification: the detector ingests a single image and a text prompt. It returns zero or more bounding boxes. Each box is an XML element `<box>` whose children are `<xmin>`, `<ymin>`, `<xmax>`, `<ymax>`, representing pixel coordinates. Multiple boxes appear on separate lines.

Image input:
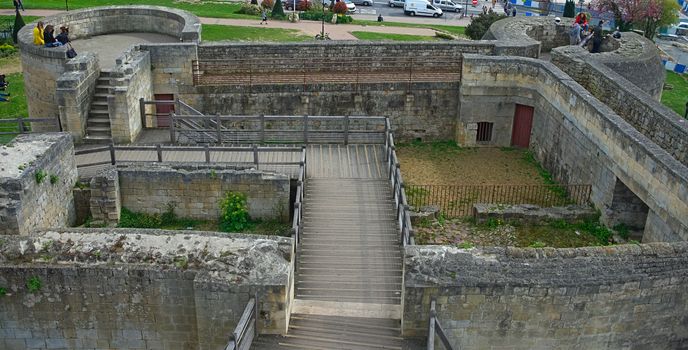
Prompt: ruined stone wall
<box><xmin>117</xmin><ymin>164</ymin><xmax>290</xmax><ymax>222</ymax></box>
<box><xmin>56</xmin><ymin>53</ymin><xmax>101</xmax><ymax>142</ymax></box>
<box><xmin>403</xmin><ymin>244</ymin><xmax>688</xmax><ymax>349</ymax></box>
<box><xmin>89</xmin><ymin>168</ymin><xmax>120</xmax><ymax>225</ymax></box>
<box><xmin>459</xmin><ymin>55</ymin><xmax>688</xmax><ymax>242</ymax></box>
<box><xmin>0</xmin><ymin>134</ymin><xmax>77</xmax><ymax>235</ymax></box>
<box><xmin>0</xmin><ymin>229</ymin><xmax>293</xmax><ymax>349</ymax></box>
<box><xmin>551</xmin><ymin>45</ymin><xmax>687</xmax><ymax>166</ymax></box>
<box><xmin>108</xmin><ymin>49</ymin><xmax>152</xmax><ymax>143</ymax></box>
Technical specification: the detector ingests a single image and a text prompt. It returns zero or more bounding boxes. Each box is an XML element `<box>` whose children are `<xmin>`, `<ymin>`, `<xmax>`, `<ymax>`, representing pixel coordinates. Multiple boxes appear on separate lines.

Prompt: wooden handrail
<box><xmin>224</xmin><ymin>294</ymin><xmax>258</xmax><ymax>350</ymax></box>
<box><xmin>428</xmin><ymin>298</ymin><xmax>454</xmax><ymax>350</ymax></box>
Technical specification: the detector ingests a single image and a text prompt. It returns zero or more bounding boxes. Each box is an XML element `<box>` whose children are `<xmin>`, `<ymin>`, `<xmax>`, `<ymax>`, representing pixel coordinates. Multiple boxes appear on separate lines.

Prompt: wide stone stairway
<box><xmin>253</xmin><ymin>144</ymin><xmax>406</xmax><ymax>350</ymax></box>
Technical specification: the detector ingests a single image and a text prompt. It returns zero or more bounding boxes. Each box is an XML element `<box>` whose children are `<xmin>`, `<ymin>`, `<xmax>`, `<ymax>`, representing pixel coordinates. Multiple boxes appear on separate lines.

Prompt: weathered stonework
<box><xmin>89</xmin><ymin>168</ymin><xmax>120</xmax><ymax>225</ymax></box>
<box><xmin>117</xmin><ymin>163</ymin><xmax>290</xmax><ymax>222</ymax></box>
<box><xmin>0</xmin><ymin>133</ymin><xmax>77</xmax><ymax>235</ymax></box>
<box><xmin>108</xmin><ymin>48</ymin><xmax>153</xmax><ymax>143</ymax></box>
<box><xmin>403</xmin><ymin>244</ymin><xmax>688</xmax><ymax>349</ymax></box>
<box><xmin>0</xmin><ymin>229</ymin><xmax>293</xmax><ymax>349</ymax></box>
<box><xmin>472</xmin><ymin>204</ymin><xmax>597</xmax><ymax>224</ymax></box>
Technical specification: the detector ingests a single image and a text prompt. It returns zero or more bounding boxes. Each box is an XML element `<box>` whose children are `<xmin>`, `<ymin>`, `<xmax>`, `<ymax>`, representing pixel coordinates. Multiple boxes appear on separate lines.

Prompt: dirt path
<box><xmin>0</xmin><ymin>9</ymin><xmax>439</xmax><ymax>40</ymax></box>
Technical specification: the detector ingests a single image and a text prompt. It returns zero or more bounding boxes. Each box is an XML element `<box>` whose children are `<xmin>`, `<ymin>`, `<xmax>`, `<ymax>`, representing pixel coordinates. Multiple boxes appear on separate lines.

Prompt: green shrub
<box><xmin>12</xmin><ymin>12</ymin><xmax>25</xmax><ymax>44</ymax></box>
<box><xmin>0</xmin><ymin>287</ymin><xmax>6</xmax><ymax>297</ymax></box>
<box><xmin>563</xmin><ymin>0</ymin><xmax>576</xmax><ymax>18</ymax></box>
<box><xmin>236</xmin><ymin>3</ymin><xmax>263</xmax><ymax>15</ymax></box>
<box><xmin>26</xmin><ymin>276</ymin><xmax>41</xmax><ymax>293</ymax></box>
<box><xmin>337</xmin><ymin>14</ymin><xmax>353</xmax><ymax>24</ymax></box>
<box><xmin>0</xmin><ymin>43</ymin><xmax>17</xmax><ymax>58</ymax></box>
<box><xmin>220</xmin><ymin>191</ymin><xmax>250</xmax><ymax>232</ymax></box>
<box><xmin>465</xmin><ymin>12</ymin><xmax>506</xmax><ymax>40</ymax></box>
<box><xmin>301</xmin><ymin>10</ymin><xmax>333</xmax><ymax>21</ymax></box>
<box><xmin>35</xmin><ymin>170</ymin><xmax>47</xmax><ymax>184</ymax></box>
<box><xmin>272</xmin><ymin>0</ymin><xmax>286</xmax><ymax>18</ymax></box>
<box><xmin>435</xmin><ymin>31</ymin><xmax>456</xmax><ymax>40</ymax></box>
<box><xmin>118</xmin><ymin>207</ymin><xmax>162</xmax><ymax>228</ymax></box>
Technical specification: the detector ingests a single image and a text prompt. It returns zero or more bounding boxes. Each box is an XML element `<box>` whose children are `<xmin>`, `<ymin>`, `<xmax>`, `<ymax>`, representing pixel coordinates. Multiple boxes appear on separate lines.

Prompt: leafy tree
<box><xmin>465</xmin><ymin>12</ymin><xmax>506</xmax><ymax>40</ymax></box>
<box><xmin>272</xmin><ymin>0</ymin><xmax>286</xmax><ymax>18</ymax></box>
<box><xmin>261</xmin><ymin>0</ymin><xmax>275</xmax><ymax>9</ymax></box>
<box><xmin>592</xmin><ymin>0</ymin><xmax>679</xmax><ymax>38</ymax></box>
<box><xmin>563</xmin><ymin>0</ymin><xmax>576</xmax><ymax>18</ymax></box>
<box><xmin>333</xmin><ymin>0</ymin><xmax>348</xmax><ymax>15</ymax></box>
<box><xmin>12</xmin><ymin>11</ymin><xmax>25</xmax><ymax>44</ymax></box>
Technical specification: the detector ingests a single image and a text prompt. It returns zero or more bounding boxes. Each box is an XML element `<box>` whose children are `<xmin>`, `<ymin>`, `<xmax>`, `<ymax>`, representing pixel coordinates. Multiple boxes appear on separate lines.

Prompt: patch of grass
<box><xmin>350</xmin><ymin>31</ymin><xmax>437</xmax><ymax>41</ymax></box>
<box><xmin>202</xmin><ymin>24</ymin><xmax>311</xmax><ymax>42</ymax></box>
<box><xmin>522</xmin><ymin>151</ymin><xmax>568</xmax><ymax>199</ymax></box>
<box><xmin>613</xmin><ymin>223</ymin><xmax>630</xmax><ymax>240</ymax></box>
<box><xmin>457</xmin><ymin>242</ymin><xmax>474</xmax><ymax>249</ymax></box>
<box><xmin>26</xmin><ymin>276</ymin><xmax>41</xmax><ymax>293</ymax></box>
<box><xmin>515</xmin><ymin>219</ymin><xmax>613</xmax><ymax>248</ymax></box>
<box><xmin>0</xmin><ymin>72</ymin><xmax>28</xmax><ymax>144</ymax></box>
<box><xmin>0</xmin><ymin>287</ymin><xmax>6</xmax><ymax>297</ymax></box>
<box><xmin>661</xmin><ymin>71</ymin><xmax>688</xmax><ymax>118</ymax></box>
<box><xmin>0</xmin><ymin>2</ymin><xmax>258</xmax><ymax>20</ymax></box>
<box><xmin>248</xmin><ymin>220</ymin><xmax>292</xmax><ymax>236</ymax></box>
<box><xmin>528</xmin><ymin>241</ymin><xmax>546</xmax><ymax>248</ymax></box>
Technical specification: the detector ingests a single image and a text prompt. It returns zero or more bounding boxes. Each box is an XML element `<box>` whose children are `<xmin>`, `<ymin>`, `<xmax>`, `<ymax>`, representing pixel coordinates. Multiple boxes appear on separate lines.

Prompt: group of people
<box><xmin>32</xmin><ymin>21</ymin><xmax>70</xmax><ymax>48</ymax></box>
<box><xmin>567</xmin><ymin>13</ymin><xmax>613</xmax><ymax>54</ymax></box>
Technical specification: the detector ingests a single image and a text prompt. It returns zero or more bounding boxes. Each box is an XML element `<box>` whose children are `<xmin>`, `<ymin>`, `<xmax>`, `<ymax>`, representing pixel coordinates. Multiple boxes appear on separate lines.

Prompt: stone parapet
<box><xmin>89</xmin><ymin>168</ymin><xmax>120</xmax><ymax>225</ymax></box>
<box><xmin>403</xmin><ymin>243</ymin><xmax>688</xmax><ymax>348</ymax></box>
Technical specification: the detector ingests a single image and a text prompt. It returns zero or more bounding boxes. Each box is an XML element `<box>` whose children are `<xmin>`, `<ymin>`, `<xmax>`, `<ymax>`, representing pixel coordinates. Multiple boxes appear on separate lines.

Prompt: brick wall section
<box><xmin>459</xmin><ymin>55</ymin><xmax>688</xmax><ymax>241</ymax></box>
<box><xmin>551</xmin><ymin>45</ymin><xmax>687</xmax><ymax>166</ymax></box>
<box><xmin>403</xmin><ymin>244</ymin><xmax>688</xmax><ymax>349</ymax></box>
<box><xmin>0</xmin><ymin>229</ymin><xmax>293</xmax><ymax>349</ymax></box>
<box><xmin>0</xmin><ymin>133</ymin><xmax>77</xmax><ymax>235</ymax></box>
<box><xmin>89</xmin><ymin>168</ymin><xmax>120</xmax><ymax>225</ymax></box>
<box><xmin>117</xmin><ymin>164</ymin><xmax>290</xmax><ymax>222</ymax></box>
<box><xmin>56</xmin><ymin>53</ymin><xmax>101</xmax><ymax>142</ymax></box>
<box><xmin>108</xmin><ymin>49</ymin><xmax>153</xmax><ymax>143</ymax></box>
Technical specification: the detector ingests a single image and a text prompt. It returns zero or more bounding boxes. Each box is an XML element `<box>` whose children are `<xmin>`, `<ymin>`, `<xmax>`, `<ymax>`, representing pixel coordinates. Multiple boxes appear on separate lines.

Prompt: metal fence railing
<box><xmin>224</xmin><ymin>294</ymin><xmax>258</xmax><ymax>350</ymax></box>
<box><xmin>192</xmin><ymin>56</ymin><xmax>462</xmax><ymax>90</ymax></box>
<box><xmin>384</xmin><ymin>118</ymin><xmax>414</xmax><ymax>246</ymax></box>
<box><xmin>169</xmin><ymin>114</ymin><xmax>388</xmax><ymax>145</ymax></box>
<box><xmin>406</xmin><ymin>183</ymin><xmax>592</xmax><ymax>218</ymax></box>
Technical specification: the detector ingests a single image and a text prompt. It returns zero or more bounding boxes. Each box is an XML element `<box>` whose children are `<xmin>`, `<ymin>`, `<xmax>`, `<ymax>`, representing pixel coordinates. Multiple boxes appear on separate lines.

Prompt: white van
<box><xmin>404</xmin><ymin>0</ymin><xmax>443</xmax><ymax>17</ymax></box>
<box><xmin>432</xmin><ymin>0</ymin><xmax>462</xmax><ymax>12</ymax></box>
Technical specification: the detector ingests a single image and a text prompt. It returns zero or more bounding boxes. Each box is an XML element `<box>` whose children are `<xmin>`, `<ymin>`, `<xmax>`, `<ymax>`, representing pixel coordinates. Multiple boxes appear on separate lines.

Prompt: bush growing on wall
<box><xmin>465</xmin><ymin>12</ymin><xmax>507</xmax><ymax>40</ymax></box>
<box><xmin>220</xmin><ymin>191</ymin><xmax>250</xmax><ymax>232</ymax></box>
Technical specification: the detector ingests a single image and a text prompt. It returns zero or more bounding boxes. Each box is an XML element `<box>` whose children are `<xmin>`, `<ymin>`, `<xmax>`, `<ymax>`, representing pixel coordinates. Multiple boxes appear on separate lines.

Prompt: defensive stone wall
<box><xmin>0</xmin><ymin>134</ymin><xmax>77</xmax><ymax>235</ymax></box>
<box><xmin>0</xmin><ymin>229</ymin><xmax>293</xmax><ymax>350</ymax></box>
<box><xmin>140</xmin><ymin>43</ymin><xmax>198</xmax><ymax>103</ymax></box>
<box><xmin>56</xmin><ymin>53</ymin><xmax>100</xmax><ymax>141</ymax></box>
<box><xmin>117</xmin><ymin>163</ymin><xmax>290</xmax><ymax>222</ymax></box>
<box><xmin>108</xmin><ymin>49</ymin><xmax>153</xmax><ymax>143</ymax></box>
<box><xmin>460</xmin><ymin>55</ymin><xmax>688</xmax><ymax>242</ymax></box>
<box><xmin>483</xmin><ymin>17</ymin><xmax>569</xmax><ymax>56</ymax></box>
<box><xmin>551</xmin><ymin>45</ymin><xmax>687</xmax><ymax>166</ymax></box>
<box><xmin>403</xmin><ymin>244</ymin><xmax>688</xmax><ymax>349</ymax></box>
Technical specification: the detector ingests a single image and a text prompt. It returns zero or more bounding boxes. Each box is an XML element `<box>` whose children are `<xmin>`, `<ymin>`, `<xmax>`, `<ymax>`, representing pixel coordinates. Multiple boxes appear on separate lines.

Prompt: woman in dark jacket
<box><xmin>43</xmin><ymin>25</ymin><xmax>63</xmax><ymax>48</ymax></box>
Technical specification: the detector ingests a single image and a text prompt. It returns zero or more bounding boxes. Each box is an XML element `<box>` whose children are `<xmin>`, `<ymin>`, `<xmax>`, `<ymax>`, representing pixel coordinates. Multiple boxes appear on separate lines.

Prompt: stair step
<box><xmin>87</xmin><ymin>126</ymin><xmax>111</xmax><ymax>132</ymax></box>
<box><xmin>87</xmin><ymin>117</ymin><xmax>110</xmax><ymax>125</ymax></box>
<box><xmin>294</xmin><ymin>294</ymin><xmax>401</xmax><ymax>304</ymax></box>
<box><xmin>290</xmin><ymin>314</ymin><xmax>400</xmax><ymax>329</ymax></box>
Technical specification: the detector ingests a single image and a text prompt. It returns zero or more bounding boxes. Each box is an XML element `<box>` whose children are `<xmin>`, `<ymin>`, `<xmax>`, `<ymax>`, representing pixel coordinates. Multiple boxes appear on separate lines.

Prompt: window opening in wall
<box><xmin>476</xmin><ymin>122</ymin><xmax>493</xmax><ymax>143</ymax></box>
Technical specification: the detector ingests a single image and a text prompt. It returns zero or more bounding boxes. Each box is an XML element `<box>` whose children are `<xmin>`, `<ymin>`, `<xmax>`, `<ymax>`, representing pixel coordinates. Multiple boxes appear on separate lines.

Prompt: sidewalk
<box><xmin>0</xmin><ymin>8</ymin><xmax>462</xmax><ymax>40</ymax></box>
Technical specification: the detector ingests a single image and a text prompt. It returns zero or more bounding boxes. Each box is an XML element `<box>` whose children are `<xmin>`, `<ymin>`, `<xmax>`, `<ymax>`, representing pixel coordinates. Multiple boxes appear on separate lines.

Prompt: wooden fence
<box><xmin>406</xmin><ymin>183</ymin><xmax>592</xmax><ymax>218</ymax></box>
<box><xmin>192</xmin><ymin>56</ymin><xmax>462</xmax><ymax>90</ymax></box>
<box><xmin>383</xmin><ymin>118</ymin><xmax>415</xmax><ymax>246</ymax></box>
<box><xmin>0</xmin><ymin>118</ymin><xmax>60</xmax><ymax>140</ymax></box>
<box><xmin>170</xmin><ymin>114</ymin><xmax>388</xmax><ymax>145</ymax></box>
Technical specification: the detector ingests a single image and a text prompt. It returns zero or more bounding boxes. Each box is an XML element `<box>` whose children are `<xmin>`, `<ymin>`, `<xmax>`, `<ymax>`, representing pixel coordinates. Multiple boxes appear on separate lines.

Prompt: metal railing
<box><xmin>224</xmin><ymin>294</ymin><xmax>258</xmax><ymax>350</ymax></box>
<box><xmin>0</xmin><ymin>118</ymin><xmax>61</xmax><ymax>137</ymax></box>
<box><xmin>192</xmin><ymin>56</ymin><xmax>462</xmax><ymax>90</ymax></box>
<box><xmin>406</xmin><ymin>183</ymin><xmax>592</xmax><ymax>218</ymax></box>
<box><xmin>169</xmin><ymin>114</ymin><xmax>388</xmax><ymax>145</ymax></box>
<box><xmin>384</xmin><ymin>118</ymin><xmax>414</xmax><ymax>246</ymax></box>
<box><xmin>75</xmin><ymin>144</ymin><xmax>305</xmax><ymax>169</ymax></box>
<box><xmin>427</xmin><ymin>298</ymin><xmax>454</xmax><ymax>350</ymax></box>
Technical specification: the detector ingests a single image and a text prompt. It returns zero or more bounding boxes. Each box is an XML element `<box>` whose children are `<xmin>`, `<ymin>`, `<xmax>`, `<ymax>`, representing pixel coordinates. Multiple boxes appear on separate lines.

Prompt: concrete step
<box><xmin>87</xmin><ymin>118</ymin><xmax>110</xmax><ymax>126</ymax></box>
<box><xmin>86</xmin><ymin>126</ymin><xmax>112</xmax><ymax>133</ymax></box>
<box><xmin>82</xmin><ymin>135</ymin><xmax>113</xmax><ymax>145</ymax></box>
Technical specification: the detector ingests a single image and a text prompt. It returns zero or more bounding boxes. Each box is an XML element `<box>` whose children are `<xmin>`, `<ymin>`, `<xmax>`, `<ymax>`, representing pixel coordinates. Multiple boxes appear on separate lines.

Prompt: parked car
<box><xmin>343</xmin><ymin>0</ymin><xmax>357</xmax><ymax>12</ymax></box>
<box><xmin>432</xmin><ymin>0</ymin><xmax>462</xmax><ymax>12</ymax></box>
<box><xmin>404</xmin><ymin>0</ymin><xmax>442</xmax><ymax>17</ymax></box>
<box><xmin>284</xmin><ymin>0</ymin><xmax>311</xmax><ymax>10</ymax></box>
<box><xmin>388</xmin><ymin>0</ymin><xmax>405</xmax><ymax>6</ymax></box>
<box><xmin>352</xmin><ymin>0</ymin><xmax>373</xmax><ymax>6</ymax></box>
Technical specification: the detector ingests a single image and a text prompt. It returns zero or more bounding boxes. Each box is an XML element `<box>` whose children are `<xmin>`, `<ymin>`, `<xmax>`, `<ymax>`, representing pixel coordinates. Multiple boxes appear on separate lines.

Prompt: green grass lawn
<box><xmin>661</xmin><ymin>71</ymin><xmax>688</xmax><ymax>118</ymax></box>
<box><xmin>203</xmin><ymin>24</ymin><xmax>312</xmax><ymax>42</ymax></box>
<box><xmin>351</xmin><ymin>31</ymin><xmax>437</xmax><ymax>41</ymax></box>
<box><xmin>0</xmin><ymin>72</ymin><xmax>28</xmax><ymax>144</ymax></box>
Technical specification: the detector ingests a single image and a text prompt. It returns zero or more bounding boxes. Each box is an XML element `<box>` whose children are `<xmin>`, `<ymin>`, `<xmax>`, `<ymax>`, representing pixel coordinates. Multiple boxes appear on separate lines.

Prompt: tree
<box><xmin>563</xmin><ymin>0</ymin><xmax>576</xmax><ymax>18</ymax></box>
<box><xmin>271</xmin><ymin>0</ymin><xmax>286</xmax><ymax>18</ymax></box>
<box><xmin>592</xmin><ymin>0</ymin><xmax>679</xmax><ymax>38</ymax></box>
<box><xmin>332</xmin><ymin>0</ymin><xmax>348</xmax><ymax>15</ymax></box>
<box><xmin>12</xmin><ymin>11</ymin><xmax>25</xmax><ymax>44</ymax></box>
<box><xmin>465</xmin><ymin>12</ymin><xmax>506</xmax><ymax>40</ymax></box>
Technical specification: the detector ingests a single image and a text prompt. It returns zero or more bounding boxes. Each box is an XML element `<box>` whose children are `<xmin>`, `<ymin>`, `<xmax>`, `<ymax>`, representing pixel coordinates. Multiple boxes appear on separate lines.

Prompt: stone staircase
<box><xmin>83</xmin><ymin>71</ymin><xmax>113</xmax><ymax>144</ymax></box>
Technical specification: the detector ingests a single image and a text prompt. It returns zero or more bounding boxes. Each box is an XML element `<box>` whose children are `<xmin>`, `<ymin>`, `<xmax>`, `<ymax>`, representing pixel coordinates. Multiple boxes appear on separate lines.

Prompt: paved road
<box><xmin>352</xmin><ymin>0</ymin><xmax>502</xmax><ymax>23</ymax></box>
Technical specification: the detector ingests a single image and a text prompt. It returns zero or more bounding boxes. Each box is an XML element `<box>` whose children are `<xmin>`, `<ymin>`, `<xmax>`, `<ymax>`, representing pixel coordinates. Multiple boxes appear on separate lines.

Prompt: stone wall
<box><xmin>117</xmin><ymin>163</ymin><xmax>290</xmax><ymax>222</ymax></box>
<box><xmin>403</xmin><ymin>244</ymin><xmax>688</xmax><ymax>349</ymax></box>
<box><xmin>56</xmin><ymin>53</ymin><xmax>101</xmax><ymax>142</ymax></box>
<box><xmin>0</xmin><ymin>229</ymin><xmax>293</xmax><ymax>349</ymax></box>
<box><xmin>89</xmin><ymin>168</ymin><xmax>120</xmax><ymax>225</ymax></box>
<box><xmin>459</xmin><ymin>55</ymin><xmax>688</xmax><ymax>242</ymax></box>
<box><xmin>108</xmin><ymin>49</ymin><xmax>153</xmax><ymax>143</ymax></box>
<box><xmin>551</xmin><ymin>45</ymin><xmax>687</xmax><ymax>166</ymax></box>
<box><xmin>483</xmin><ymin>17</ymin><xmax>569</xmax><ymax>56</ymax></box>
<box><xmin>0</xmin><ymin>134</ymin><xmax>77</xmax><ymax>235</ymax></box>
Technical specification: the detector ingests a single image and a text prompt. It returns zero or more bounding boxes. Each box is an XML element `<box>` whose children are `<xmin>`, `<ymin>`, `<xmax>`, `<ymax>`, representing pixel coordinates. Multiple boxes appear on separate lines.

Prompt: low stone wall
<box><xmin>56</xmin><ymin>53</ymin><xmax>100</xmax><ymax>142</ymax></box>
<box><xmin>460</xmin><ymin>55</ymin><xmax>688</xmax><ymax>242</ymax></box>
<box><xmin>89</xmin><ymin>168</ymin><xmax>120</xmax><ymax>225</ymax></box>
<box><xmin>0</xmin><ymin>229</ymin><xmax>293</xmax><ymax>349</ymax></box>
<box><xmin>403</xmin><ymin>244</ymin><xmax>688</xmax><ymax>349</ymax></box>
<box><xmin>551</xmin><ymin>45</ymin><xmax>687</xmax><ymax>166</ymax></box>
<box><xmin>117</xmin><ymin>163</ymin><xmax>290</xmax><ymax>222</ymax></box>
<box><xmin>108</xmin><ymin>49</ymin><xmax>153</xmax><ymax>143</ymax></box>
<box><xmin>483</xmin><ymin>17</ymin><xmax>569</xmax><ymax>56</ymax></box>
<box><xmin>0</xmin><ymin>134</ymin><xmax>77</xmax><ymax>235</ymax></box>
<box><xmin>472</xmin><ymin>204</ymin><xmax>597</xmax><ymax>224</ymax></box>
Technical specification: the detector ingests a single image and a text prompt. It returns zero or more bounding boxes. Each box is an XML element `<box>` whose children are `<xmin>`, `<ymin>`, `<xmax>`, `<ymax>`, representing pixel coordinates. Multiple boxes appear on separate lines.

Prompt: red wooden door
<box><xmin>154</xmin><ymin>94</ymin><xmax>175</xmax><ymax>128</ymax></box>
<box><xmin>511</xmin><ymin>104</ymin><xmax>534</xmax><ymax>148</ymax></box>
